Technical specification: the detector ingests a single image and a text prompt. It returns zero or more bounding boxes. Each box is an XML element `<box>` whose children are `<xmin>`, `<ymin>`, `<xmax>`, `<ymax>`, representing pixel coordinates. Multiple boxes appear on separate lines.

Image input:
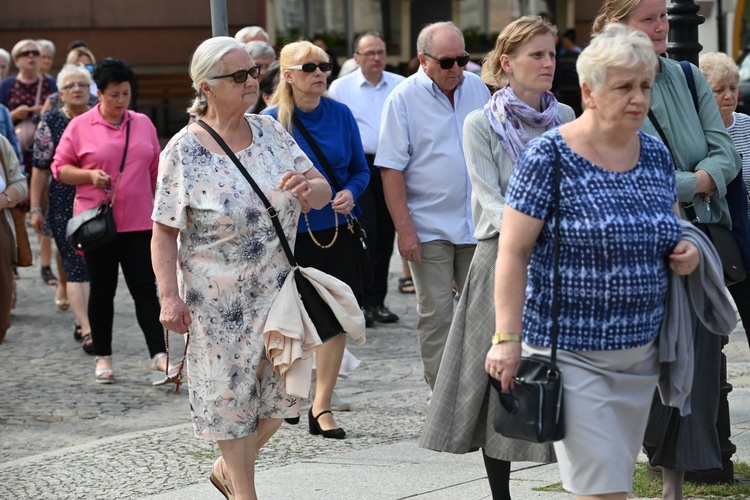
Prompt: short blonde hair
<box><xmin>577</xmin><ymin>23</ymin><xmax>657</xmax><ymax>91</ymax></box>
<box><xmin>482</xmin><ymin>16</ymin><xmax>557</xmax><ymax>88</ymax></box>
<box><xmin>270</xmin><ymin>41</ymin><xmax>329</xmax><ymax>132</ymax></box>
<box><xmin>11</xmin><ymin>39</ymin><xmax>40</xmax><ymax>62</ymax></box>
<box><xmin>66</xmin><ymin>46</ymin><xmax>96</xmax><ymax>66</ymax></box>
<box><xmin>187</xmin><ymin>36</ymin><xmax>246</xmax><ymax>116</ymax></box>
<box><xmin>699</xmin><ymin>52</ymin><xmax>739</xmax><ymax>86</ymax></box>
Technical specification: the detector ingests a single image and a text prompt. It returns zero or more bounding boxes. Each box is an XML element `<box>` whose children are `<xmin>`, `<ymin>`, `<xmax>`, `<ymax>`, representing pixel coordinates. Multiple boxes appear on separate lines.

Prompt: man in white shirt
<box><xmin>376</xmin><ymin>22</ymin><xmax>490</xmax><ymax>389</ymax></box>
<box><xmin>329</xmin><ymin>32</ymin><xmax>405</xmax><ymax>327</ymax></box>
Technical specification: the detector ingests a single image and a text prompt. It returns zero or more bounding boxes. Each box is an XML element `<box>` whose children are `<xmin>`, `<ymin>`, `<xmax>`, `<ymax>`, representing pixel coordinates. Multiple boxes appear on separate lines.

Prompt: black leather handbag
<box><xmin>491</xmin><ymin>139</ymin><xmax>565</xmax><ymax>443</ymax></box>
<box><xmin>196</xmin><ymin>120</ymin><xmax>343</xmax><ymax>343</ymax></box>
<box><xmin>66</xmin><ymin>120</ymin><xmax>130</xmax><ymax>253</ymax></box>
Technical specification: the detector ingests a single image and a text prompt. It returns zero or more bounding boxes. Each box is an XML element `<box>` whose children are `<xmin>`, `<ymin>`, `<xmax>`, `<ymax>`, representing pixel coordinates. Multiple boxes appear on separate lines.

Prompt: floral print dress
<box><xmin>153</xmin><ymin>115</ymin><xmax>314</xmax><ymax>440</ymax></box>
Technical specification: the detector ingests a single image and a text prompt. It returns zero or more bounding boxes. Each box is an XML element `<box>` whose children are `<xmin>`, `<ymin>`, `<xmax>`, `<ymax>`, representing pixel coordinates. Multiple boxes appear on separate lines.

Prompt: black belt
<box><xmin>365</xmin><ymin>153</ymin><xmax>376</xmax><ymax>163</ymax></box>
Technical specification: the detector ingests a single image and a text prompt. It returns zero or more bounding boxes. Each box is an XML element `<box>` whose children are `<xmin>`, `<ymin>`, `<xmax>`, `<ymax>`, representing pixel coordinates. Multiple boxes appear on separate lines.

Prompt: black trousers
<box><xmin>358</xmin><ymin>154</ymin><xmax>396</xmax><ymax>308</ymax></box>
<box><xmin>729</xmin><ymin>277</ymin><xmax>750</xmax><ymax>348</ymax></box>
<box><xmin>84</xmin><ymin>230</ymin><xmax>165</xmax><ymax>357</ymax></box>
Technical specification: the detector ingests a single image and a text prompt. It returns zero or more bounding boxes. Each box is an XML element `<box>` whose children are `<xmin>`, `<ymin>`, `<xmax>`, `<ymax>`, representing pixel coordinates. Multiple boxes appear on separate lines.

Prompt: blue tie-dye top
<box><xmin>506</xmin><ymin>129</ymin><xmax>681</xmax><ymax>351</ymax></box>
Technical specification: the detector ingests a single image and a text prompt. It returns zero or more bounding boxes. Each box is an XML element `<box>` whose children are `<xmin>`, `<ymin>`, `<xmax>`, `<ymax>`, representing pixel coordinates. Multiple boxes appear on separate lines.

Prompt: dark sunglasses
<box><xmin>423</xmin><ymin>52</ymin><xmax>470</xmax><ymax>70</ymax></box>
<box><xmin>211</xmin><ymin>66</ymin><xmax>261</xmax><ymax>83</ymax></box>
<box><xmin>18</xmin><ymin>50</ymin><xmax>41</xmax><ymax>58</ymax></box>
<box><xmin>288</xmin><ymin>62</ymin><xmax>333</xmax><ymax>73</ymax></box>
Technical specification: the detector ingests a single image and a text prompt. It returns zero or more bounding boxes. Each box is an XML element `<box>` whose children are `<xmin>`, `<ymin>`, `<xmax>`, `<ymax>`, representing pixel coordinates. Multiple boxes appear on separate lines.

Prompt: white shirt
<box><xmin>375</xmin><ymin>67</ymin><xmax>490</xmax><ymax>244</ymax></box>
<box><xmin>329</xmin><ymin>68</ymin><xmax>405</xmax><ymax>155</ymax></box>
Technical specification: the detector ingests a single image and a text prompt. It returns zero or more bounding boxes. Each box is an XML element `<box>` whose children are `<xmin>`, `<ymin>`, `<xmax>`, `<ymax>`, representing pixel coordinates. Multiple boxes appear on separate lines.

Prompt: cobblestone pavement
<box><xmin>3</xmin><ymin>243</ymin><xmax>750</xmax><ymax>499</ymax></box>
<box><xmin>0</xmin><ymin>247</ymin><xmax>429</xmax><ymax>498</ymax></box>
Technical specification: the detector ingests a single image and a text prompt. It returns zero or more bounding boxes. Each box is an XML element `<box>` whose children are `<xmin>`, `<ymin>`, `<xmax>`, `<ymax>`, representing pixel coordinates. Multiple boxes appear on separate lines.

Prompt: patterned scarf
<box><xmin>484</xmin><ymin>85</ymin><xmax>563</xmax><ymax>162</ymax></box>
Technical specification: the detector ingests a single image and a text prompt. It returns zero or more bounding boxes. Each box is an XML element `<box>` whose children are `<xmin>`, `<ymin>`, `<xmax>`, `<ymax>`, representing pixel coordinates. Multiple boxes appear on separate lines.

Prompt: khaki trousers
<box><xmin>409</xmin><ymin>240</ymin><xmax>475</xmax><ymax>389</ymax></box>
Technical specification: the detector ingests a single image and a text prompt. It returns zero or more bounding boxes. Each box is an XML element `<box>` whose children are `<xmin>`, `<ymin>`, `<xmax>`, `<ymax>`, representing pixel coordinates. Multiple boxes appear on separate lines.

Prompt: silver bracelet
<box><xmin>29</xmin><ymin>207</ymin><xmax>43</xmax><ymax>214</ymax></box>
<box><xmin>1</xmin><ymin>192</ymin><xmax>11</xmax><ymax>207</ymax></box>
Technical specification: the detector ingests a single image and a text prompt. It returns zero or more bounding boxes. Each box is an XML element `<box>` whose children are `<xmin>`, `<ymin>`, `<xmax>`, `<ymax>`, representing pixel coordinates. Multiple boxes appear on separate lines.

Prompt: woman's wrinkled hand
<box><xmin>159</xmin><ymin>295</ymin><xmax>192</xmax><ymax>334</ymax></box>
<box><xmin>669</xmin><ymin>240</ymin><xmax>700</xmax><ymax>275</ymax></box>
<box><xmin>331</xmin><ymin>189</ymin><xmax>354</xmax><ymax>215</ymax></box>
<box><xmin>279</xmin><ymin>171</ymin><xmax>313</xmax><ymax>201</ymax></box>
<box><xmin>89</xmin><ymin>169</ymin><xmax>111</xmax><ymax>189</ymax></box>
<box><xmin>485</xmin><ymin>342</ymin><xmax>522</xmax><ymax>392</ymax></box>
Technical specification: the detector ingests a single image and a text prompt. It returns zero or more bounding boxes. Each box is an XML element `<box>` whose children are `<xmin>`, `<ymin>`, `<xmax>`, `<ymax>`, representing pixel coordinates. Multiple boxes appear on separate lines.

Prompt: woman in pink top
<box><xmin>52</xmin><ymin>58</ymin><xmax>172</xmax><ymax>386</ymax></box>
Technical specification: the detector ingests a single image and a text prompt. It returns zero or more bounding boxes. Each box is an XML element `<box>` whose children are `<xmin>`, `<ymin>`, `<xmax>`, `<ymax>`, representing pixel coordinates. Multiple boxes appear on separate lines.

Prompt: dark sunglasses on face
<box><xmin>287</xmin><ymin>62</ymin><xmax>333</xmax><ymax>73</ymax></box>
<box><xmin>423</xmin><ymin>52</ymin><xmax>470</xmax><ymax>70</ymax></box>
<box><xmin>211</xmin><ymin>66</ymin><xmax>261</xmax><ymax>83</ymax></box>
<box><xmin>19</xmin><ymin>50</ymin><xmax>41</xmax><ymax>58</ymax></box>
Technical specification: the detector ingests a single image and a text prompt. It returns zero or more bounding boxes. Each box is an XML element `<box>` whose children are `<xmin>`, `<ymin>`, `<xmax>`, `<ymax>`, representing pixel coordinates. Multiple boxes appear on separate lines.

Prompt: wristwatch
<box><xmin>491</xmin><ymin>332</ymin><xmax>522</xmax><ymax>344</ymax></box>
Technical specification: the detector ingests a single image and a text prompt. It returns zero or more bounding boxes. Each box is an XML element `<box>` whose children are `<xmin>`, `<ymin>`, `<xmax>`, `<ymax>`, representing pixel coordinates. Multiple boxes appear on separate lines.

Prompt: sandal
<box><xmin>55</xmin><ymin>299</ymin><xmax>70</xmax><ymax>311</ymax></box>
<box><xmin>41</xmin><ymin>265</ymin><xmax>58</xmax><ymax>286</ymax></box>
<box><xmin>150</xmin><ymin>352</ymin><xmax>180</xmax><ymax>386</ymax></box>
<box><xmin>82</xmin><ymin>333</ymin><xmax>95</xmax><ymax>355</ymax></box>
<box><xmin>94</xmin><ymin>356</ymin><xmax>114</xmax><ymax>384</ymax></box>
<box><xmin>398</xmin><ymin>276</ymin><xmax>415</xmax><ymax>294</ymax></box>
<box><xmin>210</xmin><ymin>457</ymin><xmax>234</xmax><ymax>500</ymax></box>
<box><xmin>73</xmin><ymin>324</ymin><xmax>83</xmax><ymax>341</ymax></box>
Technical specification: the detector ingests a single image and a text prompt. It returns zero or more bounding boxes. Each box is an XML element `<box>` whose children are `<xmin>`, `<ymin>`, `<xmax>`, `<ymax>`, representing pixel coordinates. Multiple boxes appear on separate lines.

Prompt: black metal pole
<box><xmin>210</xmin><ymin>0</ymin><xmax>229</xmax><ymax>37</ymax></box>
<box><xmin>668</xmin><ymin>2</ymin><xmax>735</xmax><ymax>484</ymax></box>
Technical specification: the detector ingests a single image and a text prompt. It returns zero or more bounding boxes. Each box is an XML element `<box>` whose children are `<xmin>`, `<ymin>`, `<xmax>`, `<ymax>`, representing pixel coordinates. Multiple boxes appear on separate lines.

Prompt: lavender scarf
<box><xmin>484</xmin><ymin>85</ymin><xmax>563</xmax><ymax>162</ymax></box>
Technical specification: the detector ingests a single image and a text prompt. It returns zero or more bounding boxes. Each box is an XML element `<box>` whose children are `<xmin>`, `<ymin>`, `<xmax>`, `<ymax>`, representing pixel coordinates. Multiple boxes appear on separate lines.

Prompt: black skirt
<box><xmin>294</xmin><ymin>221</ymin><xmax>364</xmax><ymax>304</ymax></box>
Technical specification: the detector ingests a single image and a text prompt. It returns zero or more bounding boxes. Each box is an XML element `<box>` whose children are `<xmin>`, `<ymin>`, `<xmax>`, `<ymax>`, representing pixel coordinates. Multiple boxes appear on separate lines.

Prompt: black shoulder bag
<box><xmin>490</xmin><ymin>139</ymin><xmax>565</xmax><ymax>443</ymax></box>
<box><xmin>292</xmin><ymin>114</ymin><xmax>373</xmax><ymax>286</ymax></box>
<box><xmin>66</xmin><ymin>119</ymin><xmax>130</xmax><ymax>252</ymax></box>
<box><xmin>647</xmin><ymin>61</ymin><xmax>745</xmax><ymax>285</ymax></box>
<box><xmin>195</xmin><ymin>119</ymin><xmax>343</xmax><ymax>343</ymax></box>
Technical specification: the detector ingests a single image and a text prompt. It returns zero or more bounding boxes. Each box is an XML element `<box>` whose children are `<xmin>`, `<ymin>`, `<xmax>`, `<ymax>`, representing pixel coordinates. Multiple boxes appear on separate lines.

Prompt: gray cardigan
<box><xmin>657</xmin><ymin>220</ymin><xmax>737</xmax><ymax>415</ymax></box>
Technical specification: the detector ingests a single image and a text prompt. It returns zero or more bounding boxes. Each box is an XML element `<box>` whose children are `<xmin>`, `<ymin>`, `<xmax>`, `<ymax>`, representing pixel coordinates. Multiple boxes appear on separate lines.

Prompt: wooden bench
<box><xmin>133</xmin><ymin>73</ymin><xmax>194</xmax><ymax>139</ymax></box>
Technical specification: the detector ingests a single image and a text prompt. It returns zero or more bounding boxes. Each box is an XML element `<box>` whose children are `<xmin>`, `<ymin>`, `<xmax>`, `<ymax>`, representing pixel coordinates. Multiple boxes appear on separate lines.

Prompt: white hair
<box><xmin>56</xmin><ymin>64</ymin><xmax>91</xmax><ymax>88</ymax></box>
<box><xmin>416</xmin><ymin>21</ymin><xmax>463</xmax><ymax>55</ymax></box>
<box><xmin>0</xmin><ymin>49</ymin><xmax>9</xmax><ymax>63</ymax></box>
<box><xmin>577</xmin><ymin>23</ymin><xmax>657</xmax><ymax>91</ymax></box>
<box><xmin>187</xmin><ymin>36</ymin><xmax>246</xmax><ymax>116</ymax></box>
<box><xmin>235</xmin><ymin>26</ymin><xmax>269</xmax><ymax>43</ymax></box>
<box><xmin>245</xmin><ymin>41</ymin><xmax>275</xmax><ymax>61</ymax></box>
<box><xmin>36</xmin><ymin>39</ymin><xmax>56</xmax><ymax>55</ymax></box>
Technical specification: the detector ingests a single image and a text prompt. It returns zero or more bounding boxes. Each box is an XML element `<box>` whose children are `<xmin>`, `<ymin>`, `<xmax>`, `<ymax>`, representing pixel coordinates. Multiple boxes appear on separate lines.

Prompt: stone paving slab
<box><xmin>4</xmin><ymin>240</ymin><xmax>750</xmax><ymax>499</ymax></box>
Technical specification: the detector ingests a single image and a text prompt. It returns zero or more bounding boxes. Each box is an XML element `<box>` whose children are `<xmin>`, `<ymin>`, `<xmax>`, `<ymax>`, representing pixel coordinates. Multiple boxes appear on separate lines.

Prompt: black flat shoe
<box><xmin>73</xmin><ymin>324</ymin><xmax>83</xmax><ymax>341</ymax></box>
<box><xmin>82</xmin><ymin>334</ymin><xmax>95</xmax><ymax>355</ymax></box>
<box><xmin>308</xmin><ymin>408</ymin><xmax>346</xmax><ymax>439</ymax></box>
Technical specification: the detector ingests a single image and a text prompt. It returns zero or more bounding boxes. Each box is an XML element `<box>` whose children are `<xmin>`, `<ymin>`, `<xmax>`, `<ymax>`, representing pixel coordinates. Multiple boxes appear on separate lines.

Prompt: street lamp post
<box><xmin>667</xmin><ymin>1</ymin><xmax>736</xmax><ymax>484</ymax></box>
<box><xmin>210</xmin><ymin>0</ymin><xmax>229</xmax><ymax>37</ymax></box>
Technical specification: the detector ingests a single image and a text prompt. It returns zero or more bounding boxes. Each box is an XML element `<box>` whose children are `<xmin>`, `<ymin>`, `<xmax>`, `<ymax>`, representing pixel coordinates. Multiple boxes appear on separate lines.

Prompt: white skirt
<box><xmin>524</xmin><ymin>340</ymin><xmax>659</xmax><ymax>495</ymax></box>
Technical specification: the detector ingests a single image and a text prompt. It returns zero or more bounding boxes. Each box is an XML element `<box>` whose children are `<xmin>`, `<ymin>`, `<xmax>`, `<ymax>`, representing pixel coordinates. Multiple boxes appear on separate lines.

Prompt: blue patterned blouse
<box><xmin>506</xmin><ymin>129</ymin><xmax>682</xmax><ymax>351</ymax></box>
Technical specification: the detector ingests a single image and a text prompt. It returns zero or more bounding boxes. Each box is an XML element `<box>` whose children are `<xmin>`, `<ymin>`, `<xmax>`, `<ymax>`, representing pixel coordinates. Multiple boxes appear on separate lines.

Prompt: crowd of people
<box><xmin>2</xmin><ymin>2</ymin><xmax>750</xmax><ymax>497</ymax></box>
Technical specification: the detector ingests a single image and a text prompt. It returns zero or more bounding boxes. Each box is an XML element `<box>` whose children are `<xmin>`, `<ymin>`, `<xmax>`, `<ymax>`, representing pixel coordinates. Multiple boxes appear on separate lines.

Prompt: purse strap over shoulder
<box><xmin>108</xmin><ymin>119</ymin><xmax>131</xmax><ymax>207</ymax></box>
<box><xmin>195</xmin><ymin>119</ymin><xmax>298</xmax><ymax>267</ymax></box>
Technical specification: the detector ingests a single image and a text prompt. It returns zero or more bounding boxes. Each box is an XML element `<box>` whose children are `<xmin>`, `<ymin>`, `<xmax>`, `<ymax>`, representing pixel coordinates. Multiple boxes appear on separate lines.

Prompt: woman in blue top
<box><xmin>487</xmin><ymin>25</ymin><xmax>699</xmax><ymax>499</ymax></box>
<box><xmin>263</xmin><ymin>40</ymin><xmax>370</xmax><ymax>440</ymax></box>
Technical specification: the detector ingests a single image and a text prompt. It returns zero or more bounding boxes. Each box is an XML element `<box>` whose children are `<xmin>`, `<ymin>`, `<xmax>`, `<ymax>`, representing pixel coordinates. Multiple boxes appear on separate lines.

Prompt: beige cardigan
<box><xmin>263</xmin><ymin>266</ymin><xmax>366</xmax><ymax>398</ymax></box>
<box><xmin>0</xmin><ymin>136</ymin><xmax>29</xmax><ymax>263</ymax></box>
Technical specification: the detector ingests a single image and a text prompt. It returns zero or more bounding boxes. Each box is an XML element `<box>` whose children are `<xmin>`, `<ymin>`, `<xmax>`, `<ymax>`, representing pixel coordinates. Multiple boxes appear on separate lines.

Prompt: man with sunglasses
<box><xmin>329</xmin><ymin>32</ymin><xmax>405</xmax><ymax>328</ymax></box>
<box><xmin>376</xmin><ymin>22</ymin><xmax>490</xmax><ymax>390</ymax></box>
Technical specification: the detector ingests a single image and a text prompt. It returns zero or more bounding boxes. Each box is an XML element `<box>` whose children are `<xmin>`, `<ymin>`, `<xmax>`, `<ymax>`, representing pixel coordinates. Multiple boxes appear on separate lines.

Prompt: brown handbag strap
<box><xmin>33</xmin><ymin>77</ymin><xmax>43</xmax><ymax>107</ymax></box>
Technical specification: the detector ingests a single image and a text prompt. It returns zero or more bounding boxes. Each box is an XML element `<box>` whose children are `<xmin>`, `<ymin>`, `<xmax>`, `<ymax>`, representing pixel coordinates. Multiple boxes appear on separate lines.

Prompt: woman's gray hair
<box><xmin>699</xmin><ymin>52</ymin><xmax>739</xmax><ymax>86</ymax></box>
<box><xmin>245</xmin><ymin>41</ymin><xmax>276</xmax><ymax>61</ymax></box>
<box><xmin>187</xmin><ymin>36</ymin><xmax>246</xmax><ymax>117</ymax></box>
<box><xmin>235</xmin><ymin>26</ymin><xmax>269</xmax><ymax>43</ymax></box>
<box><xmin>56</xmin><ymin>64</ymin><xmax>91</xmax><ymax>89</ymax></box>
<box><xmin>36</xmin><ymin>39</ymin><xmax>56</xmax><ymax>55</ymax></box>
<box><xmin>416</xmin><ymin>21</ymin><xmax>464</xmax><ymax>55</ymax></box>
<box><xmin>0</xmin><ymin>49</ymin><xmax>10</xmax><ymax>64</ymax></box>
<box><xmin>577</xmin><ymin>23</ymin><xmax>657</xmax><ymax>92</ymax></box>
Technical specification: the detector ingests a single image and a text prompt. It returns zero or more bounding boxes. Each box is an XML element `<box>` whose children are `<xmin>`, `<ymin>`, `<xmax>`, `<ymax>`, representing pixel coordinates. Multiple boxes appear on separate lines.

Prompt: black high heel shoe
<box><xmin>308</xmin><ymin>408</ymin><xmax>346</xmax><ymax>439</ymax></box>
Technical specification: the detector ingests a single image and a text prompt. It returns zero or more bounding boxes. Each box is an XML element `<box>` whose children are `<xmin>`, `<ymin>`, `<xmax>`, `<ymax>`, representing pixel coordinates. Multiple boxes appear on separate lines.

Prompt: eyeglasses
<box><xmin>210</xmin><ymin>66</ymin><xmax>261</xmax><ymax>83</ymax></box>
<box><xmin>356</xmin><ymin>50</ymin><xmax>385</xmax><ymax>58</ymax></box>
<box><xmin>423</xmin><ymin>52</ymin><xmax>470</xmax><ymax>70</ymax></box>
<box><xmin>287</xmin><ymin>62</ymin><xmax>332</xmax><ymax>73</ymax></box>
<box><xmin>61</xmin><ymin>82</ymin><xmax>90</xmax><ymax>91</ymax></box>
<box><xmin>18</xmin><ymin>50</ymin><xmax>40</xmax><ymax>58</ymax></box>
